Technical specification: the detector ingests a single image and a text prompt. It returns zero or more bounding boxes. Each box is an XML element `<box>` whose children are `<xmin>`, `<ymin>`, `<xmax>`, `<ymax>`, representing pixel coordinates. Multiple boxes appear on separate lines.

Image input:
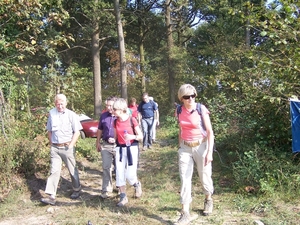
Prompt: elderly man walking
<box><xmin>41</xmin><ymin>94</ymin><xmax>82</xmax><ymax>205</ymax></box>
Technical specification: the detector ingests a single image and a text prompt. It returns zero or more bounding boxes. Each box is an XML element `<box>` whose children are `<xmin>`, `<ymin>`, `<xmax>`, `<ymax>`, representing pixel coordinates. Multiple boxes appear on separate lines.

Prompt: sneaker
<box><xmin>70</xmin><ymin>191</ymin><xmax>81</xmax><ymax>199</ymax></box>
<box><xmin>142</xmin><ymin>146</ymin><xmax>147</xmax><ymax>151</ymax></box>
<box><xmin>117</xmin><ymin>193</ymin><xmax>128</xmax><ymax>207</ymax></box>
<box><xmin>134</xmin><ymin>181</ymin><xmax>142</xmax><ymax>198</ymax></box>
<box><xmin>148</xmin><ymin>145</ymin><xmax>152</xmax><ymax>149</ymax></box>
<box><xmin>203</xmin><ymin>199</ymin><xmax>213</xmax><ymax>216</ymax></box>
<box><xmin>100</xmin><ymin>192</ymin><xmax>112</xmax><ymax>199</ymax></box>
<box><xmin>40</xmin><ymin>196</ymin><xmax>56</xmax><ymax>205</ymax></box>
<box><xmin>174</xmin><ymin>211</ymin><xmax>198</xmax><ymax>225</ymax></box>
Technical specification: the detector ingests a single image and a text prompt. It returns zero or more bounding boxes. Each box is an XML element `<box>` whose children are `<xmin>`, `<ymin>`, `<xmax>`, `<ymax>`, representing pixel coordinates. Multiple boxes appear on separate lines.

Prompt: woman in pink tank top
<box><xmin>174</xmin><ymin>84</ymin><xmax>215</xmax><ymax>224</ymax></box>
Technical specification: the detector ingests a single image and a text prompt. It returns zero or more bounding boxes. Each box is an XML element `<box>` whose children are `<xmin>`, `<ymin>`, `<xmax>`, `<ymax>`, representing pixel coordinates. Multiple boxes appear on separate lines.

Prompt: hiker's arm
<box><xmin>202</xmin><ymin>112</ymin><xmax>214</xmax><ymax>165</ymax></box>
<box><xmin>178</xmin><ymin>127</ymin><xmax>182</xmax><ymax>147</ymax></box>
<box><xmin>133</xmin><ymin>126</ymin><xmax>143</xmax><ymax>141</ymax></box>
<box><xmin>155</xmin><ymin>109</ymin><xmax>159</xmax><ymax>126</ymax></box>
<box><xmin>137</xmin><ymin>112</ymin><xmax>142</xmax><ymax>124</ymax></box>
<box><xmin>48</xmin><ymin>131</ymin><xmax>52</xmax><ymax>147</ymax></box>
<box><xmin>96</xmin><ymin>129</ymin><xmax>102</xmax><ymax>152</ymax></box>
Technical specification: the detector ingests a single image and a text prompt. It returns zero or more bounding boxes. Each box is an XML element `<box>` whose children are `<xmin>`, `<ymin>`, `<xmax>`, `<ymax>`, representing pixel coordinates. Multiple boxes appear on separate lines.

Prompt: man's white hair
<box><xmin>55</xmin><ymin>93</ymin><xmax>67</xmax><ymax>102</ymax></box>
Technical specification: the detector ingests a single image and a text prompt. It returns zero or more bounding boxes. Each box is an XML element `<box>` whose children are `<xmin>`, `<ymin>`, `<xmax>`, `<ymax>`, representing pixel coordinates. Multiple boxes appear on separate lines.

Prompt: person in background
<box><xmin>137</xmin><ymin>93</ymin><xmax>159</xmax><ymax>151</ymax></box>
<box><xmin>128</xmin><ymin>97</ymin><xmax>139</xmax><ymax>120</ymax></box>
<box><xmin>148</xmin><ymin>97</ymin><xmax>159</xmax><ymax>143</ymax></box>
<box><xmin>41</xmin><ymin>94</ymin><xmax>82</xmax><ymax>206</ymax></box>
<box><xmin>112</xmin><ymin>98</ymin><xmax>143</xmax><ymax>206</ymax></box>
<box><xmin>174</xmin><ymin>84</ymin><xmax>215</xmax><ymax>224</ymax></box>
<box><xmin>101</xmin><ymin>99</ymin><xmax>108</xmax><ymax>113</ymax></box>
<box><xmin>96</xmin><ymin>96</ymin><xmax>117</xmax><ymax>199</ymax></box>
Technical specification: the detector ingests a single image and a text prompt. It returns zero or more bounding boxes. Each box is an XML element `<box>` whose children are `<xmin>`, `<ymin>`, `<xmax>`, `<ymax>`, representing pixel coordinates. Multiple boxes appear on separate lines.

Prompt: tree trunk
<box><xmin>92</xmin><ymin>20</ymin><xmax>102</xmax><ymax>118</ymax></box>
<box><xmin>0</xmin><ymin>88</ymin><xmax>7</xmax><ymax>139</ymax></box>
<box><xmin>137</xmin><ymin>0</ymin><xmax>146</xmax><ymax>93</ymax></box>
<box><xmin>165</xmin><ymin>0</ymin><xmax>176</xmax><ymax>107</ymax></box>
<box><xmin>114</xmin><ymin>0</ymin><xmax>127</xmax><ymax>100</ymax></box>
<box><xmin>138</xmin><ymin>17</ymin><xmax>146</xmax><ymax>93</ymax></box>
<box><xmin>245</xmin><ymin>1</ymin><xmax>250</xmax><ymax>48</ymax></box>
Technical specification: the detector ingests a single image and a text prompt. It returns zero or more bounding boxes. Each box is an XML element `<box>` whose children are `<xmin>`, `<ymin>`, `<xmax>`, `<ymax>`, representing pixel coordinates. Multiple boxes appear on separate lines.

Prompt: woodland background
<box><xmin>0</xmin><ymin>0</ymin><xmax>300</xmax><ymax>201</ymax></box>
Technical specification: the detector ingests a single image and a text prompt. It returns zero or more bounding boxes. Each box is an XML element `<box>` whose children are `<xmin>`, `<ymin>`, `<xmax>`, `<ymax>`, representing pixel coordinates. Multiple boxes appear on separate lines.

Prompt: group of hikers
<box><xmin>40</xmin><ymin>84</ymin><xmax>215</xmax><ymax>225</ymax></box>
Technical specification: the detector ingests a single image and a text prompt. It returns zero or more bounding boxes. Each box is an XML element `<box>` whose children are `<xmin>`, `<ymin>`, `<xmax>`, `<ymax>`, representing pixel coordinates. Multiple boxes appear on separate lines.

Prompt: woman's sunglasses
<box><xmin>182</xmin><ymin>94</ymin><xmax>196</xmax><ymax>100</ymax></box>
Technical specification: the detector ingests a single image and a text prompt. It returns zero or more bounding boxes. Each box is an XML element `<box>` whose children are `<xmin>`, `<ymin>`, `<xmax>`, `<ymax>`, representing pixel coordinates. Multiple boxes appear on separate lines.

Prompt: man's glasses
<box><xmin>182</xmin><ymin>94</ymin><xmax>196</xmax><ymax>100</ymax></box>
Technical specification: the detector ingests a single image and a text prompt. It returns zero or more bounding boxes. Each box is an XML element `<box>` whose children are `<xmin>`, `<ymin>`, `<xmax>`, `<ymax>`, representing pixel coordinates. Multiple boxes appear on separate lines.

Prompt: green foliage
<box><xmin>1</xmin><ymin>0</ymin><xmax>300</xmax><ymax>208</ymax></box>
<box><xmin>232</xmin><ymin>147</ymin><xmax>263</xmax><ymax>187</ymax></box>
<box><xmin>159</xmin><ymin>115</ymin><xmax>179</xmax><ymax>146</ymax></box>
<box><xmin>232</xmin><ymin>145</ymin><xmax>300</xmax><ymax>199</ymax></box>
<box><xmin>0</xmin><ymin>136</ymin><xmax>49</xmax><ymax>192</ymax></box>
<box><xmin>76</xmin><ymin>138</ymin><xmax>100</xmax><ymax>162</ymax></box>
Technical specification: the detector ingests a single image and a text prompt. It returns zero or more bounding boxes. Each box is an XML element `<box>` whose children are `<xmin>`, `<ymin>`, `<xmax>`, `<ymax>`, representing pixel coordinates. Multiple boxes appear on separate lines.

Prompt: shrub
<box><xmin>231</xmin><ymin>144</ymin><xmax>300</xmax><ymax>199</ymax></box>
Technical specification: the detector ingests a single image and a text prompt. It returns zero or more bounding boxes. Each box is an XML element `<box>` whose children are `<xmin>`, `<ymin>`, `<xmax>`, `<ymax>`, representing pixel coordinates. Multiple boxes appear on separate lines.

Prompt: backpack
<box><xmin>176</xmin><ymin>103</ymin><xmax>206</xmax><ymax>132</ymax></box>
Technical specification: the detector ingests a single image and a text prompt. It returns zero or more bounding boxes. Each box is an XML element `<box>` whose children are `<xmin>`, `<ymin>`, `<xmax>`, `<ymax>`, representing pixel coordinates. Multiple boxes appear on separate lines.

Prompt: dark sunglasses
<box><xmin>182</xmin><ymin>94</ymin><xmax>196</xmax><ymax>100</ymax></box>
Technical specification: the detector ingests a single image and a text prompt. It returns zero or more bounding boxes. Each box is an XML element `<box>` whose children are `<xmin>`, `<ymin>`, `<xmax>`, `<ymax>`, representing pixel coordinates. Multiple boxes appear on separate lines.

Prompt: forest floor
<box><xmin>0</xmin><ymin>138</ymin><xmax>299</xmax><ymax>225</ymax></box>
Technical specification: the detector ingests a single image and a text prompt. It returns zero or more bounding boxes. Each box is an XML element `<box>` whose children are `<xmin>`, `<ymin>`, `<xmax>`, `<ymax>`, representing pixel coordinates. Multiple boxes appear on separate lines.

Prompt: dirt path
<box><xmin>0</xmin><ymin>158</ymin><xmax>103</xmax><ymax>225</ymax></box>
<box><xmin>0</xmin><ymin>147</ymin><xmax>267</xmax><ymax>225</ymax></box>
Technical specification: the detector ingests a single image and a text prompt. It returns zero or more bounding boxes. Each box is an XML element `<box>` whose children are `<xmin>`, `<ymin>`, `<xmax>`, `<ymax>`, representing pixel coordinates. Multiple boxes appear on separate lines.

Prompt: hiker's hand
<box><xmin>205</xmin><ymin>154</ymin><xmax>213</xmax><ymax>166</ymax></box>
<box><xmin>126</xmin><ymin>134</ymin><xmax>136</xmax><ymax>140</ymax></box>
<box><xmin>97</xmin><ymin>143</ymin><xmax>101</xmax><ymax>152</ymax></box>
<box><xmin>108</xmin><ymin>137</ymin><xmax>115</xmax><ymax>143</ymax></box>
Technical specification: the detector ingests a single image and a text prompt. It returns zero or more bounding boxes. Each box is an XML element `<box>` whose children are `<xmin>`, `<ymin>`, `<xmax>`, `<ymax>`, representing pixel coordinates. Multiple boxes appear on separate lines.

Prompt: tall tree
<box><xmin>165</xmin><ymin>0</ymin><xmax>176</xmax><ymax>107</ymax></box>
<box><xmin>91</xmin><ymin>0</ymin><xmax>102</xmax><ymax>117</ymax></box>
<box><xmin>114</xmin><ymin>0</ymin><xmax>128</xmax><ymax>99</ymax></box>
<box><xmin>91</xmin><ymin>20</ymin><xmax>102</xmax><ymax>117</ymax></box>
<box><xmin>124</xmin><ymin>0</ymin><xmax>165</xmax><ymax>98</ymax></box>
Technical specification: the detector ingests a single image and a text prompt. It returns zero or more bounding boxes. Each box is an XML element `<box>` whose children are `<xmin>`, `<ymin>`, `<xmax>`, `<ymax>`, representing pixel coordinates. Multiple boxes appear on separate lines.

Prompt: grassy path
<box><xmin>0</xmin><ymin>138</ymin><xmax>299</xmax><ymax>224</ymax></box>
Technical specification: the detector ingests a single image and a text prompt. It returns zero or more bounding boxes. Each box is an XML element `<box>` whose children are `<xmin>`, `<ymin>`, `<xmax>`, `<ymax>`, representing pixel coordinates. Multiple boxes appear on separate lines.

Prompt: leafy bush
<box><xmin>0</xmin><ymin>111</ymin><xmax>50</xmax><ymax>198</ymax></box>
<box><xmin>159</xmin><ymin>115</ymin><xmax>178</xmax><ymax>146</ymax></box>
<box><xmin>232</xmin><ymin>146</ymin><xmax>263</xmax><ymax>188</ymax></box>
<box><xmin>0</xmin><ymin>136</ymin><xmax>49</xmax><ymax>195</ymax></box>
<box><xmin>76</xmin><ymin>138</ymin><xmax>100</xmax><ymax>162</ymax></box>
<box><xmin>232</xmin><ymin>144</ymin><xmax>300</xmax><ymax>199</ymax></box>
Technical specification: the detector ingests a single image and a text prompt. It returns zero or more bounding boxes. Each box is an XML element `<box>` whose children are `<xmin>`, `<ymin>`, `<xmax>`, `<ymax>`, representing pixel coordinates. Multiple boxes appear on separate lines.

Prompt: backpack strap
<box><xmin>177</xmin><ymin>103</ymin><xmax>201</xmax><ymax>117</ymax></box>
<box><xmin>176</xmin><ymin>105</ymin><xmax>182</xmax><ymax>119</ymax></box>
<box><xmin>150</xmin><ymin>100</ymin><xmax>156</xmax><ymax>110</ymax></box>
<box><xmin>196</xmin><ymin>103</ymin><xmax>202</xmax><ymax>115</ymax></box>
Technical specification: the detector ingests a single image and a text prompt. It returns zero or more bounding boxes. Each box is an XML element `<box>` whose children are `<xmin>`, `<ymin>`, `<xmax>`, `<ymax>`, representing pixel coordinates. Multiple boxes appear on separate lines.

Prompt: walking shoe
<box><xmin>117</xmin><ymin>193</ymin><xmax>128</xmax><ymax>207</ymax></box>
<box><xmin>174</xmin><ymin>211</ymin><xmax>198</xmax><ymax>225</ymax></box>
<box><xmin>100</xmin><ymin>191</ymin><xmax>112</xmax><ymax>199</ymax></box>
<box><xmin>70</xmin><ymin>191</ymin><xmax>81</xmax><ymax>199</ymax></box>
<box><xmin>134</xmin><ymin>181</ymin><xmax>142</xmax><ymax>198</ymax></box>
<box><xmin>203</xmin><ymin>199</ymin><xmax>213</xmax><ymax>216</ymax></box>
<box><xmin>40</xmin><ymin>196</ymin><xmax>56</xmax><ymax>205</ymax></box>
<box><xmin>142</xmin><ymin>146</ymin><xmax>147</xmax><ymax>151</ymax></box>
